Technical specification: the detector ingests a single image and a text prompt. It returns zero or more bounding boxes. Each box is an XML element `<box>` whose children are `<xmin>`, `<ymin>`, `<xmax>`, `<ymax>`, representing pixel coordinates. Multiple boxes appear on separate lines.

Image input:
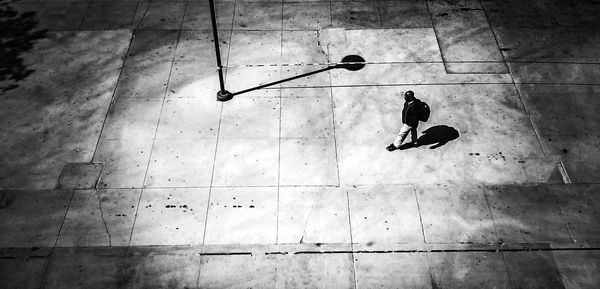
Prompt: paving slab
<box><xmin>560</xmin><ymin>161</ymin><xmax>600</xmax><ymax>184</ymax></box>
<box><xmin>331</xmin><ymin>1</ymin><xmax>381</xmax><ymax>29</ymax></box>
<box><xmin>57</xmin><ymin>189</ymin><xmax>140</xmax><ymax>247</ymax></box>
<box><xmin>553</xmin><ymin>250</ymin><xmax>600</xmax><ymax>289</ymax></box>
<box><xmin>135</xmin><ymin>1</ymin><xmax>186</xmax><ymax>31</ymax></box>
<box><xmin>283</xmin><ymin>2</ymin><xmax>331</xmax><ymax>31</ymax></box>
<box><xmin>126</xmin><ymin>30</ymin><xmax>179</xmax><ymax>63</ymax></box>
<box><xmin>278</xmin><ymin>187</ymin><xmax>349</xmax><ymax>244</ymax></box>
<box><xmin>485</xmin><ymin>184</ymin><xmax>572</xmax><ymax>243</ymax></box>
<box><xmin>228</xmin><ymin>31</ymin><xmax>282</xmax><ymax>66</ymax></box>
<box><xmin>0</xmin><ymin>190</ymin><xmax>72</xmax><ymax>247</ymax></box>
<box><xmin>224</xmin><ymin>66</ymin><xmax>282</xmax><ymax>97</ymax></box>
<box><xmin>380</xmin><ymin>0</ymin><xmax>432</xmax><ymax>28</ymax></box>
<box><xmin>280</xmin><ymin>87</ymin><xmax>331</xmax><ymax>98</ymax></box>
<box><xmin>281</xmin><ymin>96</ymin><xmax>333</xmax><ymax>139</ymax></box>
<box><xmin>355</xmin><ymin>252</ymin><xmax>431</xmax><ymax>289</ymax></box>
<box><xmin>509</xmin><ymin>63</ymin><xmax>600</xmax><ymax>85</ymax></box>
<box><xmin>276</xmin><ymin>253</ymin><xmax>355</xmax><ymax>289</ymax></box>
<box><xmin>182</xmin><ymin>1</ymin><xmax>234</xmax><ymax>30</ymax></box>
<box><xmin>144</xmin><ymin>138</ymin><xmax>216</xmax><ymax>187</ymax></box>
<box><xmin>348</xmin><ymin>185</ymin><xmax>423</xmax><ymax>244</ymax></box>
<box><xmin>80</xmin><ymin>2</ymin><xmax>138</xmax><ymax>30</ymax></box>
<box><xmin>211</xmin><ymin>138</ymin><xmax>279</xmax><ymax>186</ymax></box>
<box><xmin>541</xmin><ymin>135</ymin><xmax>600</xmax><ymax>163</ymax></box>
<box><xmin>552</xmin><ymin>184</ymin><xmax>600</xmax><ymax>243</ymax></box>
<box><xmin>482</xmin><ymin>0</ymin><xmax>586</xmax><ymax>27</ymax></box>
<box><xmin>282</xmin><ymin>31</ymin><xmax>329</xmax><ymax>64</ymax></box>
<box><xmin>166</xmin><ymin>61</ymin><xmax>224</xmax><ymax>98</ymax></box>
<box><xmin>42</xmin><ymin>247</ymin><xmax>127</xmax><ymax>289</ymax></box>
<box><xmin>175</xmin><ymin>30</ymin><xmax>229</xmax><ymax>63</ymax></box>
<box><xmin>130</xmin><ymin>188</ymin><xmax>209</xmax><ymax>245</ymax></box>
<box><xmin>37</xmin><ymin>3</ymin><xmax>88</xmax><ymax>31</ymax></box>
<box><xmin>233</xmin><ymin>2</ymin><xmax>282</xmax><ymax>30</ymax></box>
<box><xmin>5</xmin><ymin>2</ymin><xmax>43</xmax><ymax>22</ymax></box>
<box><xmin>198</xmin><ymin>254</ymin><xmax>276</xmax><ymax>289</ymax></box>
<box><xmin>503</xmin><ymin>250</ymin><xmax>566</xmax><ymax>289</ymax></box>
<box><xmin>100</xmin><ymin>97</ymin><xmax>162</xmax><ymax>140</ymax></box>
<box><xmin>517</xmin><ymin>84</ymin><xmax>600</xmax><ymax>138</ymax></box>
<box><xmin>93</xmin><ymin>138</ymin><xmax>153</xmax><ymax>188</ymax></box>
<box><xmin>428</xmin><ymin>0</ymin><xmax>506</xmax><ymax>73</ymax></box>
<box><xmin>219</xmin><ymin>98</ymin><xmax>280</xmax><ymax>139</ymax></box>
<box><xmin>279</xmin><ymin>138</ymin><xmax>338</xmax><ymax>186</ymax></box>
<box><xmin>416</xmin><ymin>185</ymin><xmax>497</xmax><ymax>244</ymax></box>
<box><xmin>430</xmin><ymin>251</ymin><xmax>511</xmax><ymax>289</ymax></box>
<box><xmin>495</xmin><ymin>27</ymin><xmax>600</xmax><ymax>63</ymax></box>
<box><xmin>114</xmin><ymin>61</ymin><xmax>173</xmax><ymax>98</ymax></box>
<box><xmin>326</xmin><ymin>28</ymin><xmax>442</xmax><ymax>64</ymax></box>
<box><xmin>0</xmin><ymin>247</ymin><xmax>51</xmax><ymax>289</ymax></box>
<box><xmin>122</xmin><ymin>246</ymin><xmax>201</xmax><ymax>289</ymax></box>
<box><xmin>57</xmin><ymin>162</ymin><xmax>102</xmax><ymax>189</ymax></box>
<box><xmin>204</xmin><ymin>187</ymin><xmax>278</xmax><ymax>244</ymax></box>
<box><xmin>156</xmin><ymin>97</ymin><xmax>221</xmax><ymax>139</ymax></box>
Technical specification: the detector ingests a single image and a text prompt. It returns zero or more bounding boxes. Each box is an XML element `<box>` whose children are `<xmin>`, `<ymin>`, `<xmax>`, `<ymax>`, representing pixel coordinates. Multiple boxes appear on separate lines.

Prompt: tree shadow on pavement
<box><xmin>0</xmin><ymin>0</ymin><xmax>47</xmax><ymax>92</ymax></box>
<box><xmin>400</xmin><ymin>125</ymin><xmax>459</xmax><ymax>150</ymax></box>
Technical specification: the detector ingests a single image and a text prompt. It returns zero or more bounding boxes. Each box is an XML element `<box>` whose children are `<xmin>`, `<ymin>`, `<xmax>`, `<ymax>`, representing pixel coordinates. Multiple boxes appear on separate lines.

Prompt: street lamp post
<box><xmin>208</xmin><ymin>0</ymin><xmax>233</xmax><ymax>102</ymax></box>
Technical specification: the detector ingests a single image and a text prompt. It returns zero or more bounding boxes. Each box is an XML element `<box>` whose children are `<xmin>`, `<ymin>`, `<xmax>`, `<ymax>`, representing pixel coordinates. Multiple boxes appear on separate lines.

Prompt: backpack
<box><xmin>418</xmin><ymin>100</ymin><xmax>430</xmax><ymax>122</ymax></box>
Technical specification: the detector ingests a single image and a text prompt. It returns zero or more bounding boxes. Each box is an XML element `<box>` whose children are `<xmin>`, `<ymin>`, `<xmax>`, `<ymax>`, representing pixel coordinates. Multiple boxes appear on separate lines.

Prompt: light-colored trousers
<box><xmin>393</xmin><ymin>124</ymin><xmax>417</xmax><ymax>147</ymax></box>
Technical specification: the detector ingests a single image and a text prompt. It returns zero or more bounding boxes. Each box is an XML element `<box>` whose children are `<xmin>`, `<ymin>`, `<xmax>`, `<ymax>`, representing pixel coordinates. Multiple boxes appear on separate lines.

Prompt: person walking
<box><xmin>387</xmin><ymin>91</ymin><xmax>421</xmax><ymax>151</ymax></box>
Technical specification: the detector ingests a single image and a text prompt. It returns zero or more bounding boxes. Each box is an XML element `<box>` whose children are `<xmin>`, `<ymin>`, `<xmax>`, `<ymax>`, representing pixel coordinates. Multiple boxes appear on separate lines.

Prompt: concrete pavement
<box><xmin>1</xmin><ymin>0</ymin><xmax>599</xmax><ymax>288</ymax></box>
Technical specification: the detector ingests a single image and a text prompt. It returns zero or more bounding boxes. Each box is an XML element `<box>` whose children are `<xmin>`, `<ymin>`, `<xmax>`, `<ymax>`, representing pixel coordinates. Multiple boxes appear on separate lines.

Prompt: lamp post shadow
<box><xmin>225</xmin><ymin>55</ymin><xmax>366</xmax><ymax>99</ymax></box>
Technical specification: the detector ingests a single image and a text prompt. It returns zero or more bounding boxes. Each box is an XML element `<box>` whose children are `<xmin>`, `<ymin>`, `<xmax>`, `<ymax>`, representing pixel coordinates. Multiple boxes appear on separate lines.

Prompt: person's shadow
<box><xmin>400</xmin><ymin>125</ymin><xmax>459</xmax><ymax>150</ymax></box>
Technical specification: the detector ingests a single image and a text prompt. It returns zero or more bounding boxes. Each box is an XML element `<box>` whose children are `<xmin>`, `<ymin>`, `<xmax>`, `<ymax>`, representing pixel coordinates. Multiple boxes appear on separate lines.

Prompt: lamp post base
<box><xmin>216</xmin><ymin>90</ymin><xmax>234</xmax><ymax>102</ymax></box>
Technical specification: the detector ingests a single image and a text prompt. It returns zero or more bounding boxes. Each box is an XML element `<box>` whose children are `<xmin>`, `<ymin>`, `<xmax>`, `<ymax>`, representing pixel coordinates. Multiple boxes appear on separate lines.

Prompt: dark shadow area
<box><xmin>0</xmin><ymin>0</ymin><xmax>47</xmax><ymax>92</ymax></box>
<box><xmin>230</xmin><ymin>55</ymin><xmax>366</xmax><ymax>97</ymax></box>
<box><xmin>400</xmin><ymin>125</ymin><xmax>459</xmax><ymax>150</ymax></box>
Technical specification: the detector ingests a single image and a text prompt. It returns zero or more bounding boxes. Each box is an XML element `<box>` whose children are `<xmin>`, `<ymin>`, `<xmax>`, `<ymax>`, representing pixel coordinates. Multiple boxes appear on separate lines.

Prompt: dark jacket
<box><xmin>402</xmin><ymin>99</ymin><xmax>420</xmax><ymax>127</ymax></box>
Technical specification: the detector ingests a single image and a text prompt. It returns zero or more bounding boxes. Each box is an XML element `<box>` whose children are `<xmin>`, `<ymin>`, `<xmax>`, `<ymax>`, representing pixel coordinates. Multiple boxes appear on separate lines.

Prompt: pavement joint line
<box><xmin>200</xmin><ymin>0</ymin><xmax>237</xmax><ymax>247</ymax></box>
<box><xmin>510</xmin><ymin>60</ymin><xmax>549</xmax><ymax>160</ymax></box>
<box><xmin>478</xmin><ymin>0</ymin><xmax>511</xmax><ymax>74</ymax></box>
<box><xmin>37</xmin><ymin>190</ymin><xmax>75</xmax><ymax>289</ymax></box>
<box><xmin>425</xmin><ymin>0</ymin><xmax>448</xmax><ymax>73</ymax></box>
<box><xmin>76</xmin><ymin>1</ymin><xmax>93</xmax><ymax>30</ymax></box>
<box><xmin>127</xmin><ymin>2</ymin><xmax>187</xmax><ymax>255</ymax></box>
<box><xmin>480</xmin><ymin>0</ymin><xmax>550</xmax><ymax>165</ymax></box>
<box><xmin>326</xmin><ymin>55</ymin><xmax>342</xmax><ymax>187</ymax></box>
<box><xmin>134</xmin><ymin>0</ymin><xmax>151</xmax><ymax>29</ymax></box>
<box><xmin>482</xmin><ymin>186</ymin><xmax>503</xmax><ymax>242</ymax></box>
<box><xmin>554</xmin><ymin>185</ymin><xmax>577</xmax><ymax>242</ymax></box>
<box><xmin>413</xmin><ymin>184</ymin><xmax>428</xmax><ymax>244</ymax></box>
<box><xmin>276</xmin><ymin>0</ymin><xmax>284</xmax><ymax>244</ymax></box>
<box><xmin>344</xmin><ymin>188</ymin><xmax>358</xmax><ymax>289</ymax></box>
<box><xmin>558</xmin><ymin>161</ymin><xmax>572</xmax><ymax>184</ymax></box>
<box><xmin>90</xmin><ymin>30</ymin><xmax>137</xmax><ymax>163</ymax></box>
<box><xmin>5</xmin><ymin>244</ymin><xmax>600</xmax><ymax>257</ymax></box>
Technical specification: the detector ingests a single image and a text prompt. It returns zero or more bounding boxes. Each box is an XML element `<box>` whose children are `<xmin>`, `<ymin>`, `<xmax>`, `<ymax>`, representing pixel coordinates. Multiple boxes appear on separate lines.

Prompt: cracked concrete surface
<box><xmin>1</xmin><ymin>0</ymin><xmax>600</xmax><ymax>288</ymax></box>
<box><xmin>96</xmin><ymin>190</ymin><xmax>112</xmax><ymax>247</ymax></box>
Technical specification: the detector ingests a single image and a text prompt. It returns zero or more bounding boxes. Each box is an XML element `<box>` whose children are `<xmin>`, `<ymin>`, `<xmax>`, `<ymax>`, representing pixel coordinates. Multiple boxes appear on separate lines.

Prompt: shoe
<box><xmin>386</xmin><ymin>144</ymin><xmax>397</xmax><ymax>151</ymax></box>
